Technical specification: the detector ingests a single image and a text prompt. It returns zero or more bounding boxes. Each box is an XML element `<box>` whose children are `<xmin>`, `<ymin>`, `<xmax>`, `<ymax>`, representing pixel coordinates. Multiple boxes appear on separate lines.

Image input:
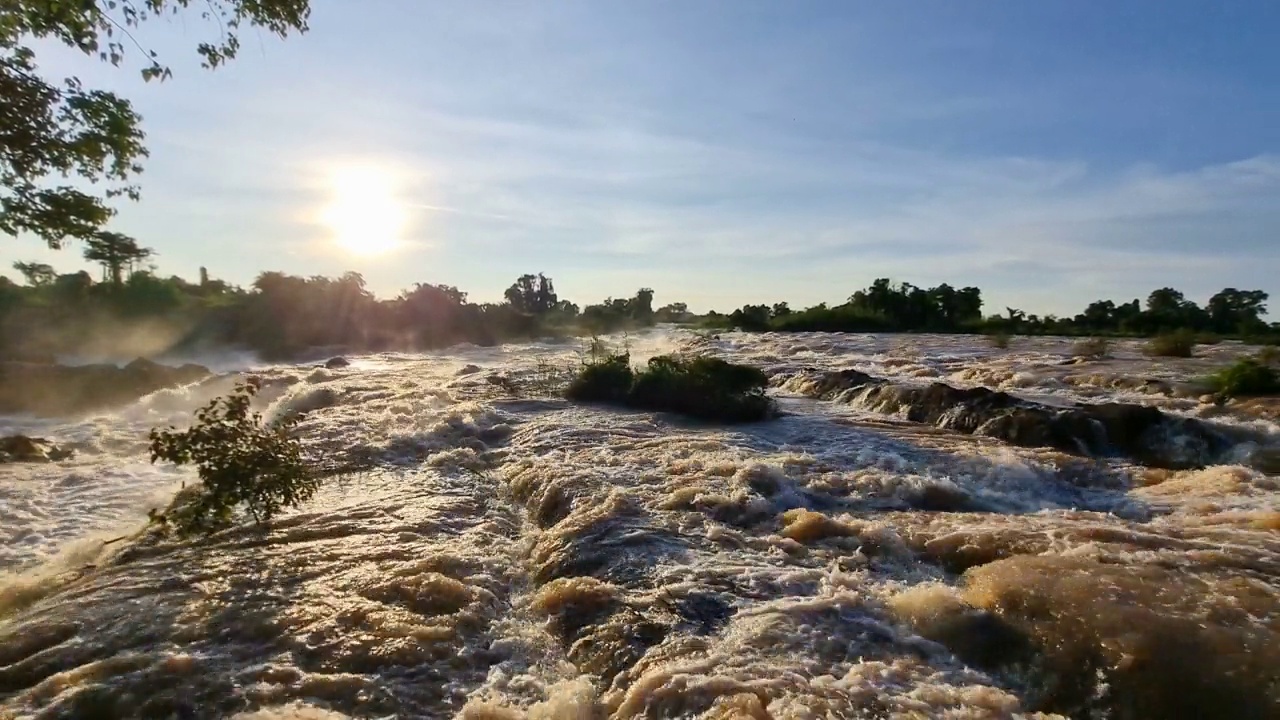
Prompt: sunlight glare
<box><xmin>321</xmin><ymin>165</ymin><xmax>407</xmax><ymax>256</ymax></box>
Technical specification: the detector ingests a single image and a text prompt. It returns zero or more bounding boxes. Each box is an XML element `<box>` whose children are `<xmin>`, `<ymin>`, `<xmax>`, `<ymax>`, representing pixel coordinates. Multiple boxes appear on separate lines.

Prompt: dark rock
<box><xmin>456</xmin><ymin>364</ymin><xmax>482</xmax><ymax>376</ymax></box>
<box><xmin>323</xmin><ymin>357</ymin><xmax>351</xmax><ymax>369</ymax></box>
<box><xmin>0</xmin><ymin>435</ymin><xmax>73</xmax><ymax>463</ymax></box>
<box><xmin>0</xmin><ymin>360</ymin><xmax>211</xmax><ymax>417</ymax></box>
<box><xmin>795</xmin><ymin>370</ymin><xmax>1233</xmax><ymax>469</ymax></box>
<box><xmin>910</xmin><ymin>484</ymin><xmax>981</xmax><ymax>512</ymax></box>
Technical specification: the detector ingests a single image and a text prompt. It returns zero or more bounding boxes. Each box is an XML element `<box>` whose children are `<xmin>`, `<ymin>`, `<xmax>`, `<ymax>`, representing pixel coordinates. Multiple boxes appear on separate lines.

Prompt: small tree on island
<box><xmin>148</xmin><ymin>379</ymin><xmax>317</xmax><ymax>536</ymax></box>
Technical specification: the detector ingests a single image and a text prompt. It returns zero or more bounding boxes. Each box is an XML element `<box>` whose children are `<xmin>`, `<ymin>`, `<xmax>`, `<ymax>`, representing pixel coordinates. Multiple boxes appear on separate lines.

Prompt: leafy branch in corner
<box><xmin>1</xmin><ymin>0</ymin><xmax>310</xmax><ymax>247</ymax></box>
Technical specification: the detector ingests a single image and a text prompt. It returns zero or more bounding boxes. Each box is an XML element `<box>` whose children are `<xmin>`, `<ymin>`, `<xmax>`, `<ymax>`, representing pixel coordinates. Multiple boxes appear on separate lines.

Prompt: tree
<box><xmin>82</xmin><ymin>231</ymin><xmax>151</xmax><ymax>285</ymax></box>
<box><xmin>2</xmin><ymin>1</ymin><xmax>310</xmax><ymax>248</ymax></box>
<box><xmin>1145</xmin><ymin>287</ymin><xmax>1188</xmax><ymax>316</ymax></box>
<box><xmin>11</xmin><ymin>260</ymin><xmax>54</xmax><ymax>286</ymax></box>
<box><xmin>1207</xmin><ymin>288</ymin><xmax>1269</xmax><ymax>334</ymax></box>
<box><xmin>504</xmin><ymin>273</ymin><xmax>557</xmax><ymax>315</ymax></box>
<box><xmin>630</xmin><ymin>287</ymin><xmax>655</xmax><ymax>323</ymax></box>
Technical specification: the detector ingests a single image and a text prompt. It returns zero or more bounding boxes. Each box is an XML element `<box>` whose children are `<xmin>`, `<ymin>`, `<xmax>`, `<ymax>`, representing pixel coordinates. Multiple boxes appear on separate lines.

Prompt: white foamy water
<box><xmin>2</xmin><ymin>329</ymin><xmax>1278</xmax><ymax>719</ymax></box>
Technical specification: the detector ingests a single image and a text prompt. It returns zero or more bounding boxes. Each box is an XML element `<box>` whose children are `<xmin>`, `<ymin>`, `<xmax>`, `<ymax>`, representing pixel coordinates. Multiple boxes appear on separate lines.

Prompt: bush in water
<box><xmin>565</xmin><ymin>353</ymin><xmax>775</xmax><ymax>423</ymax></box>
<box><xmin>1071</xmin><ymin>337</ymin><xmax>1110</xmax><ymax>359</ymax></box>
<box><xmin>1207</xmin><ymin>358</ymin><xmax>1279</xmax><ymax>399</ymax></box>
<box><xmin>566</xmin><ymin>353</ymin><xmax>634</xmax><ymax>404</ymax></box>
<box><xmin>148</xmin><ymin>379</ymin><xmax>318</xmax><ymax>536</ymax></box>
<box><xmin>1145</xmin><ymin>331</ymin><xmax>1196</xmax><ymax>358</ymax></box>
<box><xmin>986</xmin><ymin>332</ymin><xmax>1011</xmax><ymax>350</ymax></box>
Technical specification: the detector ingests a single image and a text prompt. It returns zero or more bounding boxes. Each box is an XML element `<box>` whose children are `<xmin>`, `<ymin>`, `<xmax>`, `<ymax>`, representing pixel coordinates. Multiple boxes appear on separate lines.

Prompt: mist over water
<box><xmin>2</xmin><ymin>329</ymin><xmax>1278</xmax><ymax>719</ymax></box>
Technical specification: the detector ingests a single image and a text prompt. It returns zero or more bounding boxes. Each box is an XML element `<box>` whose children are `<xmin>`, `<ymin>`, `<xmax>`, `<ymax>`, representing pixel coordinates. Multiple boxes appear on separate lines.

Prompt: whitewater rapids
<box><xmin>1</xmin><ymin>330</ymin><xmax>1277</xmax><ymax>719</ymax></box>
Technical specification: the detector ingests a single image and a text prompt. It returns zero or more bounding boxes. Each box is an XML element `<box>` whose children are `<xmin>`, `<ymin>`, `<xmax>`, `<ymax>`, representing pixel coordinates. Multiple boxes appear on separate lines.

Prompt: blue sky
<box><xmin>5</xmin><ymin>0</ymin><xmax>1279</xmax><ymax>315</ymax></box>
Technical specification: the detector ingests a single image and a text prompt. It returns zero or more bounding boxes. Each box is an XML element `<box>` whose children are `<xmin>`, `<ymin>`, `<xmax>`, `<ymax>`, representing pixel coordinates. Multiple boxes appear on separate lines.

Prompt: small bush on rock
<box><xmin>1145</xmin><ymin>331</ymin><xmax>1196</xmax><ymax>358</ymax></box>
<box><xmin>986</xmin><ymin>333</ymin><xmax>1010</xmax><ymax>350</ymax></box>
<box><xmin>565</xmin><ymin>353</ymin><xmax>634</xmax><ymax>403</ymax></box>
<box><xmin>565</xmin><ymin>353</ymin><xmax>774</xmax><ymax>423</ymax></box>
<box><xmin>1071</xmin><ymin>337</ymin><xmax>1110</xmax><ymax>359</ymax></box>
<box><xmin>148</xmin><ymin>379</ymin><xmax>318</xmax><ymax>536</ymax></box>
<box><xmin>1207</xmin><ymin>358</ymin><xmax>1279</xmax><ymax>399</ymax></box>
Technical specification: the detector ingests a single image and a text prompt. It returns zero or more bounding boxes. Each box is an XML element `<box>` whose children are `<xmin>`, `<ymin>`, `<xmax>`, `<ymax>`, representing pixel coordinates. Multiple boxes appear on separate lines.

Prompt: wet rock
<box><xmin>1249</xmin><ymin>447</ymin><xmax>1280</xmax><ymax>475</ymax></box>
<box><xmin>796</xmin><ymin>370</ymin><xmax>1233</xmax><ymax>469</ymax></box>
<box><xmin>324</xmin><ymin>356</ymin><xmax>351</xmax><ymax>369</ymax></box>
<box><xmin>0</xmin><ymin>360</ymin><xmax>210</xmax><ymax>417</ymax></box>
<box><xmin>0</xmin><ymin>435</ymin><xmax>72</xmax><ymax>463</ymax></box>
<box><xmin>456</xmin><ymin>364</ymin><xmax>482</xmax><ymax>376</ymax></box>
<box><xmin>909</xmin><ymin>484</ymin><xmax>981</xmax><ymax>512</ymax></box>
<box><xmin>669</xmin><ymin>591</ymin><xmax>736</xmax><ymax>636</ymax></box>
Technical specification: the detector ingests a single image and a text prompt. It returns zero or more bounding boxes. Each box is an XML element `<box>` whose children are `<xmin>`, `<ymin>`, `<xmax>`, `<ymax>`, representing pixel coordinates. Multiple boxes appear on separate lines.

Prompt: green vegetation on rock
<box><xmin>566</xmin><ymin>353</ymin><xmax>775</xmax><ymax>423</ymax></box>
<box><xmin>1071</xmin><ymin>337</ymin><xmax>1110</xmax><ymax>359</ymax></box>
<box><xmin>1206</xmin><ymin>358</ymin><xmax>1279</xmax><ymax>399</ymax></box>
<box><xmin>148</xmin><ymin>379</ymin><xmax>317</xmax><ymax>536</ymax></box>
<box><xmin>1145</xmin><ymin>331</ymin><xmax>1197</xmax><ymax>358</ymax></box>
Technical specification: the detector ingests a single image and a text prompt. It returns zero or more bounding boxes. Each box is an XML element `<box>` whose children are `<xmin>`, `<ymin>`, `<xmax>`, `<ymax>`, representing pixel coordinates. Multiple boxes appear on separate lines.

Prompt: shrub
<box><xmin>148</xmin><ymin>379</ymin><xmax>318</xmax><ymax>536</ymax></box>
<box><xmin>1145</xmin><ymin>331</ymin><xmax>1196</xmax><ymax>358</ymax></box>
<box><xmin>565</xmin><ymin>353</ymin><xmax>775</xmax><ymax>423</ymax></box>
<box><xmin>1206</xmin><ymin>358</ymin><xmax>1280</xmax><ymax>399</ymax></box>
<box><xmin>1257</xmin><ymin>346</ymin><xmax>1280</xmax><ymax>367</ymax></box>
<box><xmin>986</xmin><ymin>332</ymin><xmax>1010</xmax><ymax>350</ymax></box>
<box><xmin>630</xmin><ymin>355</ymin><xmax>773</xmax><ymax>422</ymax></box>
<box><xmin>1071</xmin><ymin>337</ymin><xmax>1110</xmax><ymax>359</ymax></box>
<box><xmin>565</xmin><ymin>353</ymin><xmax>634</xmax><ymax>404</ymax></box>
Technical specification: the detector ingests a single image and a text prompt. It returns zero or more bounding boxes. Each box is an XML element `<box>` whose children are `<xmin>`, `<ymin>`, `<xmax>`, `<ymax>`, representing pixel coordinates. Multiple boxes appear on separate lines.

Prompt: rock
<box><xmin>0</xmin><ymin>359</ymin><xmax>211</xmax><ymax>417</ymax></box>
<box><xmin>0</xmin><ymin>435</ymin><xmax>73</xmax><ymax>463</ymax></box>
<box><xmin>795</xmin><ymin>370</ymin><xmax>1233</xmax><ymax>470</ymax></box>
<box><xmin>324</xmin><ymin>357</ymin><xmax>351</xmax><ymax>369</ymax></box>
<box><xmin>456</xmin><ymin>364</ymin><xmax>482</xmax><ymax>376</ymax></box>
<box><xmin>1250</xmin><ymin>447</ymin><xmax>1280</xmax><ymax>475</ymax></box>
<box><xmin>1142</xmin><ymin>379</ymin><xmax>1174</xmax><ymax>395</ymax></box>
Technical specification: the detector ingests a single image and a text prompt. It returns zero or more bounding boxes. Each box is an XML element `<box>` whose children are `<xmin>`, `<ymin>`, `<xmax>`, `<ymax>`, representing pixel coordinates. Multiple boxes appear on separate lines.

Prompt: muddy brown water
<box><xmin>1</xmin><ymin>331</ymin><xmax>1277</xmax><ymax>719</ymax></box>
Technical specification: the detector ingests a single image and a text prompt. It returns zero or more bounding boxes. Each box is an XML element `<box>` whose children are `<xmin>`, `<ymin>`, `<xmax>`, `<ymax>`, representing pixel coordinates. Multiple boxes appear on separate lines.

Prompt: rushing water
<box><xmin>2</xmin><ymin>330</ymin><xmax>1278</xmax><ymax>719</ymax></box>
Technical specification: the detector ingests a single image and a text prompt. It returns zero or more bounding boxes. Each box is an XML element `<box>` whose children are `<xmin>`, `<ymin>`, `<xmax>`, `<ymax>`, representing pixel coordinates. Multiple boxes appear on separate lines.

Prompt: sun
<box><xmin>320</xmin><ymin>165</ymin><xmax>407</xmax><ymax>256</ymax></box>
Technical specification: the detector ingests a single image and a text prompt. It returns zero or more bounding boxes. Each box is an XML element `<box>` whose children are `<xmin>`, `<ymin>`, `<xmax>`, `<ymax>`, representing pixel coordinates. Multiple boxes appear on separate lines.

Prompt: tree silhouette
<box><xmin>504</xmin><ymin>273</ymin><xmax>558</xmax><ymax>315</ymax></box>
<box><xmin>83</xmin><ymin>232</ymin><xmax>152</xmax><ymax>286</ymax></box>
<box><xmin>11</xmin><ymin>261</ymin><xmax>55</xmax><ymax>287</ymax></box>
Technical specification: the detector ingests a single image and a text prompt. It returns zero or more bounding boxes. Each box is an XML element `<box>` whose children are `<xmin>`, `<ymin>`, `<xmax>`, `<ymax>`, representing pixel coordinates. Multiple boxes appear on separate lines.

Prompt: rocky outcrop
<box><xmin>784</xmin><ymin>369</ymin><xmax>1233</xmax><ymax>470</ymax></box>
<box><xmin>0</xmin><ymin>435</ymin><xmax>73</xmax><ymax>462</ymax></box>
<box><xmin>0</xmin><ymin>358</ymin><xmax>210</xmax><ymax>417</ymax></box>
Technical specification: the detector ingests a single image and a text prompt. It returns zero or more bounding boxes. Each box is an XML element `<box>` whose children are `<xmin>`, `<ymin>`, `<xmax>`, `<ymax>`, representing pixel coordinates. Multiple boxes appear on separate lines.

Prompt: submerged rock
<box><xmin>790</xmin><ymin>369</ymin><xmax>1232</xmax><ymax>469</ymax></box>
<box><xmin>0</xmin><ymin>435</ymin><xmax>73</xmax><ymax>462</ymax></box>
<box><xmin>324</xmin><ymin>356</ymin><xmax>351</xmax><ymax>369</ymax></box>
<box><xmin>0</xmin><ymin>359</ymin><xmax>210</xmax><ymax>417</ymax></box>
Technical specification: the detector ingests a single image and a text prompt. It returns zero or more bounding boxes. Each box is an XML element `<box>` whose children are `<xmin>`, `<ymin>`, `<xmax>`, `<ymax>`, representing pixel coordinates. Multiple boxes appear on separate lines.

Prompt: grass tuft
<box><xmin>1071</xmin><ymin>337</ymin><xmax>1110</xmax><ymax>359</ymax></box>
<box><xmin>1144</xmin><ymin>331</ymin><xmax>1196</xmax><ymax>358</ymax></box>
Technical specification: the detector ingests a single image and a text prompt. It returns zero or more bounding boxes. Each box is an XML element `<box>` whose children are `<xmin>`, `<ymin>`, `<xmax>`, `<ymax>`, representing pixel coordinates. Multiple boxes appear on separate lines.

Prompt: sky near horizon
<box><xmin>4</xmin><ymin>1</ymin><xmax>1279</xmax><ymax>316</ymax></box>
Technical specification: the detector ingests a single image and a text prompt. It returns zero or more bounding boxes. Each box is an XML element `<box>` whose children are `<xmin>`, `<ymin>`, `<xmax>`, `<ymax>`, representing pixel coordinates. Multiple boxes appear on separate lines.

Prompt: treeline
<box><xmin>714</xmin><ymin>279</ymin><xmax>1278</xmax><ymax>340</ymax></box>
<box><xmin>0</xmin><ymin>262</ymin><xmax>693</xmax><ymax>360</ymax></box>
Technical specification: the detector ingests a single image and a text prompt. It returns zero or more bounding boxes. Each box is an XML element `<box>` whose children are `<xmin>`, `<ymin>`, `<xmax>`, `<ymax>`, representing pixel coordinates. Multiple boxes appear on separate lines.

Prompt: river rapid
<box><xmin>2</xmin><ymin>330</ymin><xmax>1278</xmax><ymax>719</ymax></box>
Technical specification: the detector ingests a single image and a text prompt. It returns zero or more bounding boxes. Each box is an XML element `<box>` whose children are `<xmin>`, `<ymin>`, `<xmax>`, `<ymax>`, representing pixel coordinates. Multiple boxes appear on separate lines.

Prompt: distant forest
<box><xmin>715</xmin><ymin>279</ymin><xmax>1277</xmax><ymax>342</ymax></box>
<box><xmin>2</xmin><ymin>247</ymin><xmax>685</xmax><ymax>360</ymax></box>
<box><xmin>2</xmin><ymin>240</ymin><xmax>1276</xmax><ymax>361</ymax></box>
